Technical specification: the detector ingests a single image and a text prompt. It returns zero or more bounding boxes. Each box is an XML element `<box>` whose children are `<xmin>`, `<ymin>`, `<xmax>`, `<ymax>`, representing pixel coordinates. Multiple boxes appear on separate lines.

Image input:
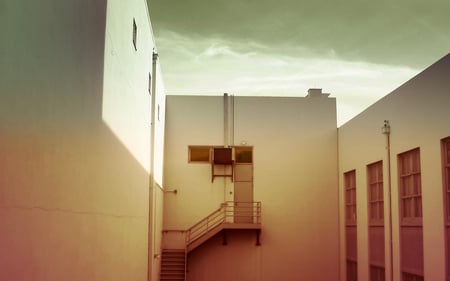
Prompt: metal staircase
<box><xmin>160</xmin><ymin>201</ymin><xmax>261</xmax><ymax>281</ymax></box>
<box><xmin>185</xmin><ymin>201</ymin><xmax>261</xmax><ymax>252</ymax></box>
<box><xmin>160</xmin><ymin>249</ymin><xmax>186</xmax><ymax>281</ymax></box>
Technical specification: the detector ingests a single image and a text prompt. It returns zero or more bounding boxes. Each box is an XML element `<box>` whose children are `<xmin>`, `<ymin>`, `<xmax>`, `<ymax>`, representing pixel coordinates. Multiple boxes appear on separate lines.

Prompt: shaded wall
<box><xmin>338</xmin><ymin>54</ymin><xmax>450</xmax><ymax>281</ymax></box>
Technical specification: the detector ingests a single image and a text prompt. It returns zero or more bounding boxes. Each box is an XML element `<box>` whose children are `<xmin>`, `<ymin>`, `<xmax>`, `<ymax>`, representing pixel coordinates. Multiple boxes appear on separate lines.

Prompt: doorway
<box><xmin>233</xmin><ymin>147</ymin><xmax>253</xmax><ymax>223</ymax></box>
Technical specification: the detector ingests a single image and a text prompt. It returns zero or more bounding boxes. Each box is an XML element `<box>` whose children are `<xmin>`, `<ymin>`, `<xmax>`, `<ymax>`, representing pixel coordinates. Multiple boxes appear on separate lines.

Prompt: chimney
<box><xmin>306</xmin><ymin>88</ymin><xmax>330</xmax><ymax>98</ymax></box>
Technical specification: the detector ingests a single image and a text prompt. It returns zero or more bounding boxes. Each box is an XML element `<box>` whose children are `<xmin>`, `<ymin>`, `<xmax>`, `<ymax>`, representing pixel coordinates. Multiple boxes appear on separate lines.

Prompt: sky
<box><xmin>148</xmin><ymin>0</ymin><xmax>450</xmax><ymax>125</ymax></box>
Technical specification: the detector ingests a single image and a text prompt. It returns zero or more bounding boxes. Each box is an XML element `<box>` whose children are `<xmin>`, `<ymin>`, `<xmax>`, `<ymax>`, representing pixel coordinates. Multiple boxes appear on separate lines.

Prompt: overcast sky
<box><xmin>148</xmin><ymin>0</ymin><xmax>450</xmax><ymax>125</ymax></box>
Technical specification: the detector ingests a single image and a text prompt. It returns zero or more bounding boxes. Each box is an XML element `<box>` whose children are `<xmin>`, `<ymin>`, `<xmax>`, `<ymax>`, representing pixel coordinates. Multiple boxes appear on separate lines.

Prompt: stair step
<box><xmin>160</xmin><ymin>249</ymin><xmax>186</xmax><ymax>281</ymax></box>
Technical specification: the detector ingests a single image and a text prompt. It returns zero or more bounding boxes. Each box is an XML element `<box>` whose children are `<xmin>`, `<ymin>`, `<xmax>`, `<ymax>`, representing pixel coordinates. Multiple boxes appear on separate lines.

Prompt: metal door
<box><xmin>234</xmin><ymin>163</ymin><xmax>253</xmax><ymax>223</ymax></box>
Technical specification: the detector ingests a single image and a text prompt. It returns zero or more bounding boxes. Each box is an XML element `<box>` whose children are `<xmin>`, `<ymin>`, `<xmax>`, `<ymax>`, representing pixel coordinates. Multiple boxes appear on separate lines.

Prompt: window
<box><xmin>442</xmin><ymin>137</ymin><xmax>450</xmax><ymax>281</ymax></box>
<box><xmin>346</xmin><ymin>259</ymin><xmax>358</xmax><ymax>281</ymax></box>
<box><xmin>398</xmin><ymin>148</ymin><xmax>423</xmax><ymax>280</ymax></box>
<box><xmin>443</xmin><ymin>137</ymin><xmax>450</xmax><ymax>221</ymax></box>
<box><xmin>368</xmin><ymin>161</ymin><xmax>384</xmax><ymax>224</ymax></box>
<box><xmin>402</xmin><ymin>272</ymin><xmax>424</xmax><ymax>281</ymax></box>
<box><xmin>367</xmin><ymin>161</ymin><xmax>385</xmax><ymax>281</ymax></box>
<box><xmin>370</xmin><ymin>265</ymin><xmax>385</xmax><ymax>281</ymax></box>
<box><xmin>132</xmin><ymin>18</ymin><xmax>137</xmax><ymax>50</ymax></box>
<box><xmin>345</xmin><ymin>170</ymin><xmax>357</xmax><ymax>281</ymax></box>
<box><xmin>235</xmin><ymin>146</ymin><xmax>253</xmax><ymax>163</ymax></box>
<box><xmin>398</xmin><ymin>148</ymin><xmax>422</xmax><ymax>223</ymax></box>
<box><xmin>188</xmin><ymin>146</ymin><xmax>211</xmax><ymax>163</ymax></box>
<box><xmin>345</xmin><ymin>170</ymin><xmax>357</xmax><ymax>225</ymax></box>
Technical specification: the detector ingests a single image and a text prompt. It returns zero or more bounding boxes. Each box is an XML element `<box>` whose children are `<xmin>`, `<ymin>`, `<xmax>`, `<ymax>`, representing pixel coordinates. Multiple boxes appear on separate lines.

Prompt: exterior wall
<box><xmin>163</xmin><ymin>94</ymin><xmax>340</xmax><ymax>281</ymax></box>
<box><xmin>338</xmin><ymin>54</ymin><xmax>450</xmax><ymax>281</ymax></box>
<box><xmin>0</xmin><ymin>1</ymin><xmax>165</xmax><ymax>280</ymax></box>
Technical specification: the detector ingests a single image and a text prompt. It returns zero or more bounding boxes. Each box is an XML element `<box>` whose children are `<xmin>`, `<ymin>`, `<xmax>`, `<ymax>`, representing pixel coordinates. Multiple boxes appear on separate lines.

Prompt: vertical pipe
<box><xmin>224</xmin><ymin>93</ymin><xmax>229</xmax><ymax>147</ymax></box>
<box><xmin>231</xmin><ymin>94</ymin><xmax>235</xmax><ymax>146</ymax></box>
<box><xmin>148</xmin><ymin>51</ymin><xmax>158</xmax><ymax>281</ymax></box>
<box><xmin>383</xmin><ymin>120</ymin><xmax>393</xmax><ymax>281</ymax></box>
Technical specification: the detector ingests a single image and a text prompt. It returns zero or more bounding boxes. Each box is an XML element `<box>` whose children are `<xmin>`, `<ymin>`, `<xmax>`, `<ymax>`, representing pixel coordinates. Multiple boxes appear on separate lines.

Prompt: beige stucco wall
<box><xmin>0</xmin><ymin>0</ymin><xmax>164</xmax><ymax>280</ymax></box>
<box><xmin>338</xmin><ymin>54</ymin><xmax>450</xmax><ymax>281</ymax></box>
<box><xmin>163</xmin><ymin>94</ymin><xmax>339</xmax><ymax>281</ymax></box>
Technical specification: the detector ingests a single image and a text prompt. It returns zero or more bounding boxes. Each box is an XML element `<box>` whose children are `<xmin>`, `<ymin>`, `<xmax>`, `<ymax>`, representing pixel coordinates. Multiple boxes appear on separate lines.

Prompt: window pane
<box><xmin>189</xmin><ymin>146</ymin><xmax>210</xmax><ymax>162</ymax></box>
<box><xmin>235</xmin><ymin>147</ymin><xmax>253</xmax><ymax>163</ymax></box>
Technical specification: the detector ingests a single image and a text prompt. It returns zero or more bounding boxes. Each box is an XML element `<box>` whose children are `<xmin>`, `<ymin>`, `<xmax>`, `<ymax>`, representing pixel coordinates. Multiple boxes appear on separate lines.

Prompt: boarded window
<box><xmin>189</xmin><ymin>146</ymin><xmax>211</xmax><ymax>163</ymax></box>
<box><xmin>213</xmin><ymin>147</ymin><xmax>233</xmax><ymax>164</ymax></box>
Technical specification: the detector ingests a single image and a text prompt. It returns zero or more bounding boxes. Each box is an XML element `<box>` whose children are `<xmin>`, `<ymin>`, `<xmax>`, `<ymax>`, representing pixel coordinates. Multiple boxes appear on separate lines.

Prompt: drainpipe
<box><xmin>382</xmin><ymin>120</ymin><xmax>393</xmax><ymax>281</ymax></box>
<box><xmin>148</xmin><ymin>51</ymin><xmax>158</xmax><ymax>281</ymax></box>
<box><xmin>224</xmin><ymin>93</ymin><xmax>229</xmax><ymax>148</ymax></box>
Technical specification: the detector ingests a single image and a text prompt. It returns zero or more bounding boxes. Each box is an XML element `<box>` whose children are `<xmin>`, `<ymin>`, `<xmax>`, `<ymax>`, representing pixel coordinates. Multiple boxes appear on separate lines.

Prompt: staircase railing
<box><xmin>185</xmin><ymin>201</ymin><xmax>261</xmax><ymax>245</ymax></box>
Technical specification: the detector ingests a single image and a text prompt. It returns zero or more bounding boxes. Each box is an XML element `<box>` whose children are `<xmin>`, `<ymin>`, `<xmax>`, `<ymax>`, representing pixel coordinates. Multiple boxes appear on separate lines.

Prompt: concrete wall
<box><xmin>338</xmin><ymin>54</ymin><xmax>450</xmax><ymax>281</ymax></box>
<box><xmin>0</xmin><ymin>0</ymin><xmax>165</xmax><ymax>280</ymax></box>
<box><xmin>163</xmin><ymin>93</ymin><xmax>340</xmax><ymax>281</ymax></box>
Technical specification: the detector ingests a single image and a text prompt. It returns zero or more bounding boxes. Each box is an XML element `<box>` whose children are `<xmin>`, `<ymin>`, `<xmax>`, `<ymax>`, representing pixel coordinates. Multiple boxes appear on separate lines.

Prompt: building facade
<box><xmin>0</xmin><ymin>1</ymin><xmax>165</xmax><ymax>280</ymax></box>
<box><xmin>338</xmin><ymin>54</ymin><xmax>450</xmax><ymax>281</ymax></box>
<box><xmin>162</xmin><ymin>92</ymin><xmax>340</xmax><ymax>281</ymax></box>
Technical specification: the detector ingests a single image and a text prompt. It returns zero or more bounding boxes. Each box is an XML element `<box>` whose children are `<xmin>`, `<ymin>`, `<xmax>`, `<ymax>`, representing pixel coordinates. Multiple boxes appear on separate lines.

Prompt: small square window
<box><xmin>132</xmin><ymin>18</ymin><xmax>137</xmax><ymax>51</ymax></box>
<box><xmin>235</xmin><ymin>146</ymin><xmax>253</xmax><ymax>163</ymax></box>
<box><xmin>189</xmin><ymin>146</ymin><xmax>211</xmax><ymax>163</ymax></box>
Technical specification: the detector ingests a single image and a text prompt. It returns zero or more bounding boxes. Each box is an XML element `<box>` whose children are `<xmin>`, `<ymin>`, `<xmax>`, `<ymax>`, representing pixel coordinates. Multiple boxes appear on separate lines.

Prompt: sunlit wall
<box><xmin>163</xmin><ymin>93</ymin><xmax>339</xmax><ymax>280</ymax></box>
<box><xmin>0</xmin><ymin>1</ymin><xmax>163</xmax><ymax>280</ymax></box>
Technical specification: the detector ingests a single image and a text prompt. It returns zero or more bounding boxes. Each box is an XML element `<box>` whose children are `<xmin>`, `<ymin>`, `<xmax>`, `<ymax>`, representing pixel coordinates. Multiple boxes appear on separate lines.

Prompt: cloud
<box><xmin>155</xmin><ymin>30</ymin><xmax>420</xmax><ymax>125</ymax></box>
<box><xmin>150</xmin><ymin>0</ymin><xmax>450</xmax><ymax>68</ymax></box>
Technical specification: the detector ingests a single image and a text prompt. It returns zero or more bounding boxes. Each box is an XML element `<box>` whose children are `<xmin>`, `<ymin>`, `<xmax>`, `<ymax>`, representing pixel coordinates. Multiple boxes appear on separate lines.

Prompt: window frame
<box><xmin>188</xmin><ymin>146</ymin><xmax>211</xmax><ymax>163</ymax></box>
<box><xmin>441</xmin><ymin>137</ymin><xmax>450</xmax><ymax>281</ymax></box>
<box><xmin>398</xmin><ymin>148</ymin><xmax>422</xmax><ymax>226</ymax></box>
<box><xmin>345</xmin><ymin>170</ymin><xmax>357</xmax><ymax>226</ymax></box>
<box><xmin>234</xmin><ymin>146</ymin><xmax>253</xmax><ymax>164</ymax></box>
<box><xmin>367</xmin><ymin>161</ymin><xmax>384</xmax><ymax>226</ymax></box>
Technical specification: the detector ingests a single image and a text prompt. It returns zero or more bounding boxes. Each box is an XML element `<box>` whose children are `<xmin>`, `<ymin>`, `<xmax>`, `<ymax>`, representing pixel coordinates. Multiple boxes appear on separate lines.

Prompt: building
<box><xmin>338</xmin><ymin>53</ymin><xmax>450</xmax><ymax>281</ymax></box>
<box><xmin>1</xmin><ymin>1</ymin><xmax>450</xmax><ymax>281</ymax></box>
<box><xmin>1</xmin><ymin>1</ymin><xmax>165</xmax><ymax>281</ymax></box>
<box><xmin>162</xmin><ymin>92</ymin><xmax>339</xmax><ymax>281</ymax></box>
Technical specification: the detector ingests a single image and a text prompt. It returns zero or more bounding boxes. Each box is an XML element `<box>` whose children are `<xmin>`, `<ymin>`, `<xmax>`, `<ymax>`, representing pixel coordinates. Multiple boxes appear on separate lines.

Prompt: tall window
<box><xmin>442</xmin><ymin>137</ymin><xmax>450</xmax><ymax>281</ymax></box>
<box><xmin>345</xmin><ymin>170</ymin><xmax>357</xmax><ymax>225</ymax></box>
<box><xmin>398</xmin><ymin>148</ymin><xmax>423</xmax><ymax>281</ymax></box>
<box><xmin>367</xmin><ymin>161</ymin><xmax>385</xmax><ymax>281</ymax></box>
<box><xmin>345</xmin><ymin>170</ymin><xmax>357</xmax><ymax>281</ymax></box>
<box><xmin>399</xmin><ymin>148</ymin><xmax>422</xmax><ymax>222</ymax></box>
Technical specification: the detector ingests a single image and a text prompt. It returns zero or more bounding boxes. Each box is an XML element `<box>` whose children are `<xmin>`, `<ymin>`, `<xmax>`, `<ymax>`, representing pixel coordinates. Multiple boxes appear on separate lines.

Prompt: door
<box><xmin>234</xmin><ymin>147</ymin><xmax>254</xmax><ymax>223</ymax></box>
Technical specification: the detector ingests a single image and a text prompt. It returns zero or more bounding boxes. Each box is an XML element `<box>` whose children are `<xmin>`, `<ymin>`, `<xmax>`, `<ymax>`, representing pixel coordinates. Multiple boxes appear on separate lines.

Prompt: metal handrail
<box><xmin>185</xmin><ymin>201</ymin><xmax>261</xmax><ymax>245</ymax></box>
